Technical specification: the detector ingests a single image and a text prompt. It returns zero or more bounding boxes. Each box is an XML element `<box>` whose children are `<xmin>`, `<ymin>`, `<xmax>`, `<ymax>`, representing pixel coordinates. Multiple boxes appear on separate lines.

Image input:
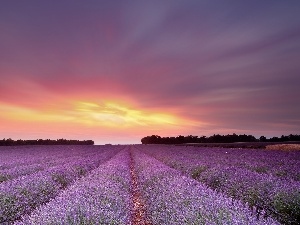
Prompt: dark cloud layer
<box><xmin>1</xmin><ymin>0</ymin><xmax>300</xmax><ymax>138</ymax></box>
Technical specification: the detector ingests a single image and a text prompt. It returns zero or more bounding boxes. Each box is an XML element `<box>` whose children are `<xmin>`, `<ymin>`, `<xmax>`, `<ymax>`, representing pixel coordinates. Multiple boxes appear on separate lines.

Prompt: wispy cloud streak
<box><xmin>0</xmin><ymin>0</ymin><xmax>300</xmax><ymax>142</ymax></box>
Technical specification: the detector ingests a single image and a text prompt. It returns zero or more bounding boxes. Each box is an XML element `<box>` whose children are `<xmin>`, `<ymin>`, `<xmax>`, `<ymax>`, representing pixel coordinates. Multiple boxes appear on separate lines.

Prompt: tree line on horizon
<box><xmin>0</xmin><ymin>138</ymin><xmax>94</xmax><ymax>146</ymax></box>
<box><xmin>141</xmin><ymin>134</ymin><xmax>300</xmax><ymax>145</ymax></box>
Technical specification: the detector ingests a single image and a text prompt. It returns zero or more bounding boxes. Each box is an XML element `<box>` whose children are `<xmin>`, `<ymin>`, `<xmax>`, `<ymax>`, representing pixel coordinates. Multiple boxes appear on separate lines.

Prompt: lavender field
<box><xmin>0</xmin><ymin>145</ymin><xmax>299</xmax><ymax>224</ymax></box>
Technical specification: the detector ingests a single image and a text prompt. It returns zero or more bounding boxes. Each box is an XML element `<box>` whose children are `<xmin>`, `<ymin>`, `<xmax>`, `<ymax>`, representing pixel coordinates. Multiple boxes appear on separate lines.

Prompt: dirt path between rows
<box><xmin>129</xmin><ymin>147</ymin><xmax>153</xmax><ymax>225</ymax></box>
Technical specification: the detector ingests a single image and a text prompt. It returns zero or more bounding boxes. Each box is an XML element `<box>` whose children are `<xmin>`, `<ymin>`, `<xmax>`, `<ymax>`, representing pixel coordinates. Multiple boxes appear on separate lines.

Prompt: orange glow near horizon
<box><xmin>0</xmin><ymin>99</ymin><xmax>203</xmax><ymax>143</ymax></box>
<box><xmin>72</xmin><ymin>100</ymin><xmax>181</xmax><ymax>127</ymax></box>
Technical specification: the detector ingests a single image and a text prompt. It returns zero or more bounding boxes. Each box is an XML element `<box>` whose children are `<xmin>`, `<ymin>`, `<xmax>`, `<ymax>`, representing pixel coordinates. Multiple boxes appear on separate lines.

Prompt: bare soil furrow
<box><xmin>129</xmin><ymin>147</ymin><xmax>152</xmax><ymax>225</ymax></box>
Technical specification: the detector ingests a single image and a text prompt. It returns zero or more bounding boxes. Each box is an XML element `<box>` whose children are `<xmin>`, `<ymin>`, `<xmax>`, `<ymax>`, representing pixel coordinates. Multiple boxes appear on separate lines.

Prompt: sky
<box><xmin>1</xmin><ymin>0</ymin><xmax>300</xmax><ymax>144</ymax></box>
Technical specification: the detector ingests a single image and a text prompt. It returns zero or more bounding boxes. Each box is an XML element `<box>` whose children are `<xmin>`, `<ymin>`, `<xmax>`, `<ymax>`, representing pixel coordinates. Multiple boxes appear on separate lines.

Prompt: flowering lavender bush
<box><xmin>0</xmin><ymin>145</ymin><xmax>107</xmax><ymax>183</ymax></box>
<box><xmin>141</xmin><ymin>145</ymin><xmax>300</xmax><ymax>224</ymax></box>
<box><xmin>2</xmin><ymin>145</ymin><xmax>298</xmax><ymax>224</ymax></box>
<box><xmin>132</xmin><ymin>148</ymin><xmax>279</xmax><ymax>225</ymax></box>
<box><xmin>0</xmin><ymin>146</ymin><xmax>122</xmax><ymax>224</ymax></box>
<box><xmin>16</xmin><ymin>149</ymin><xmax>132</xmax><ymax>225</ymax></box>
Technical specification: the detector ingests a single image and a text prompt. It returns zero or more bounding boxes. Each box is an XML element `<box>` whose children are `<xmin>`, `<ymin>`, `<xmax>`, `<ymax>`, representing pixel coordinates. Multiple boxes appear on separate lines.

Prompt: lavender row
<box><xmin>0</xmin><ymin>146</ymin><xmax>111</xmax><ymax>183</ymax></box>
<box><xmin>0</xmin><ymin>145</ymin><xmax>105</xmax><ymax>172</ymax></box>
<box><xmin>0</xmin><ymin>146</ymin><xmax>122</xmax><ymax>224</ymax></box>
<box><xmin>142</xmin><ymin>145</ymin><xmax>300</xmax><ymax>181</ymax></box>
<box><xmin>15</xmin><ymin>148</ymin><xmax>132</xmax><ymax>225</ymax></box>
<box><xmin>141</xmin><ymin>145</ymin><xmax>300</xmax><ymax>224</ymax></box>
<box><xmin>0</xmin><ymin>155</ymin><xmax>78</xmax><ymax>184</ymax></box>
<box><xmin>0</xmin><ymin>146</ymin><xmax>83</xmax><ymax>170</ymax></box>
<box><xmin>132</xmin><ymin>147</ymin><xmax>279</xmax><ymax>225</ymax></box>
<box><xmin>0</xmin><ymin>164</ymin><xmax>48</xmax><ymax>184</ymax></box>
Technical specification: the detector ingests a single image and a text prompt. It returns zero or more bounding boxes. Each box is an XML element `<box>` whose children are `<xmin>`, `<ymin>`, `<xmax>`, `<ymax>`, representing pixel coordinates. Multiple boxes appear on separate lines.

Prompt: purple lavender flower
<box><xmin>132</xmin><ymin>148</ymin><xmax>279</xmax><ymax>225</ymax></box>
<box><xmin>141</xmin><ymin>145</ymin><xmax>300</xmax><ymax>224</ymax></box>
<box><xmin>16</xmin><ymin>148</ymin><xmax>132</xmax><ymax>225</ymax></box>
<box><xmin>0</xmin><ymin>145</ymin><xmax>122</xmax><ymax>224</ymax></box>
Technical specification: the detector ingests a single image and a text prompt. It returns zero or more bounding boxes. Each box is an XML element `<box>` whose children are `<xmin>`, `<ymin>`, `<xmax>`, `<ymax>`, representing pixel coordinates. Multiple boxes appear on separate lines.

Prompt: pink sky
<box><xmin>1</xmin><ymin>1</ymin><xmax>300</xmax><ymax>144</ymax></box>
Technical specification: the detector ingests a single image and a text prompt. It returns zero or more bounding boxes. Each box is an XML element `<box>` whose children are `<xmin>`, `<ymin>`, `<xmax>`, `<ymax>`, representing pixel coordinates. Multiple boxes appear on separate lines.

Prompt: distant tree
<box><xmin>199</xmin><ymin>136</ymin><xmax>207</xmax><ymax>143</ymax></box>
<box><xmin>259</xmin><ymin>136</ymin><xmax>267</xmax><ymax>142</ymax></box>
<box><xmin>141</xmin><ymin>135</ymin><xmax>162</xmax><ymax>144</ymax></box>
<box><xmin>269</xmin><ymin>136</ymin><xmax>280</xmax><ymax>142</ymax></box>
<box><xmin>0</xmin><ymin>138</ymin><xmax>94</xmax><ymax>146</ymax></box>
<box><xmin>184</xmin><ymin>135</ymin><xmax>198</xmax><ymax>143</ymax></box>
<box><xmin>176</xmin><ymin>135</ymin><xmax>185</xmax><ymax>144</ymax></box>
<box><xmin>140</xmin><ymin>133</ymin><xmax>300</xmax><ymax>144</ymax></box>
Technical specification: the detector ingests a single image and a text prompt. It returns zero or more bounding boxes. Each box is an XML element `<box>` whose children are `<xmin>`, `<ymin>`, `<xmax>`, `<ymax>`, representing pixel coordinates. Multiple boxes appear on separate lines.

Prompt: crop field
<box><xmin>0</xmin><ymin>145</ymin><xmax>299</xmax><ymax>225</ymax></box>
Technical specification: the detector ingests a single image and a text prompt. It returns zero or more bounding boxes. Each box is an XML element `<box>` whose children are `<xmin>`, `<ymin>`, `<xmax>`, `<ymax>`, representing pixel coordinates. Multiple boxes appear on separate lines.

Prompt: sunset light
<box><xmin>0</xmin><ymin>2</ymin><xmax>300</xmax><ymax>224</ymax></box>
<box><xmin>0</xmin><ymin>98</ymin><xmax>200</xmax><ymax>144</ymax></box>
<box><xmin>0</xmin><ymin>100</ymin><xmax>189</xmax><ymax>126</ymax></box>
<box><xmin>73</xmin><ymin>101</ymin><xmax>182</xmax><ymax>127</ymax></box>
<box><xmin>0</xmin><ymin>1</ymin><xmax>299</xmax><ymax>143</ymax></box>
